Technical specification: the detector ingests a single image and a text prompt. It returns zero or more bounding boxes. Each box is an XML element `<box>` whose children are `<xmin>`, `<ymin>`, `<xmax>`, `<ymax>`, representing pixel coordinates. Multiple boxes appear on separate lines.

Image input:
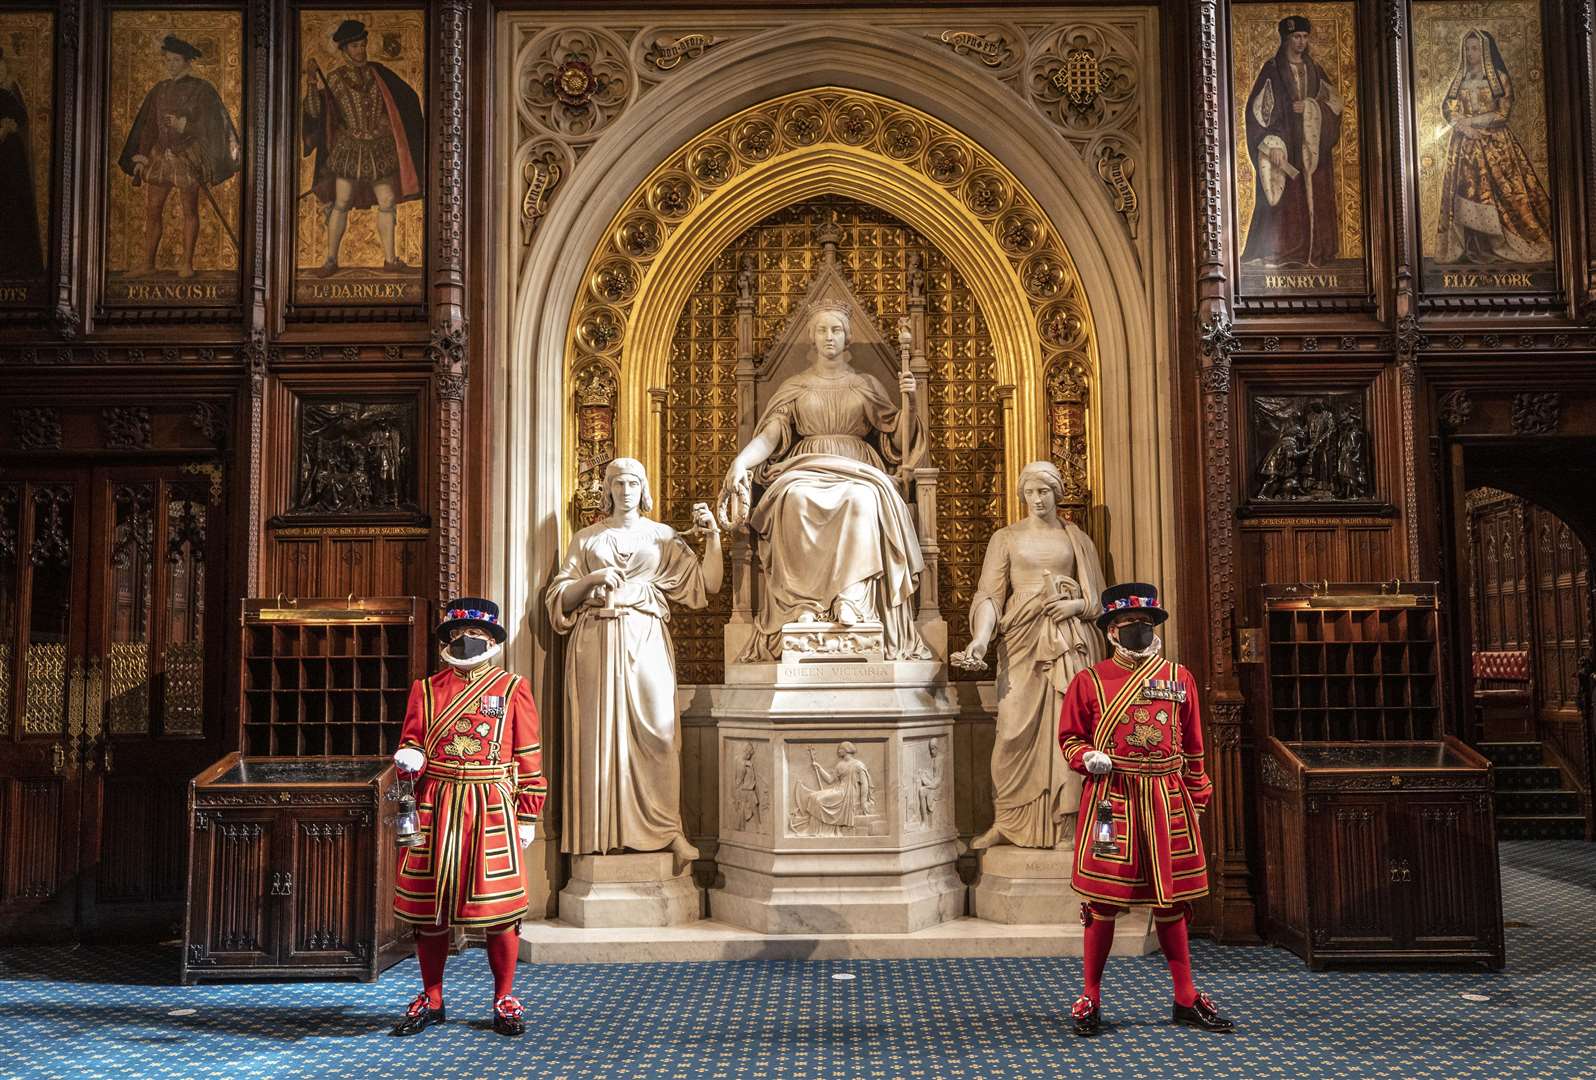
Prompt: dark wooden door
<box><xmin>278</xmin><ymin>808</ymin><xmax>376</xmax><ymax>971</ymax></box>
<box><xmin>0</xmin><ymin>463</ymin><xmax>227</xmax><ymax>942</ymax></box>
<box><xmin>187</xmin><ymin>808</ymin><xmax>280</xmax><ymax>970</ymax></box>
<box><xmin>1311</xmin><ymin>797</ymin><xmax>1401</xmax><ymax>951</ymax></box>
<box><xmin>0</xmin><ymin>473</ymin><xmax>92</xmax><ymax>941</ymax></box>
<box><xmin>1404</xmin><ymin>795</ymin><xmax>1498</xmax><ymax>953</ymax></box>
<box><xmin>78</xmin><ymin>466</ymin><xmax>227</xmax><ymax>939</ymax></box>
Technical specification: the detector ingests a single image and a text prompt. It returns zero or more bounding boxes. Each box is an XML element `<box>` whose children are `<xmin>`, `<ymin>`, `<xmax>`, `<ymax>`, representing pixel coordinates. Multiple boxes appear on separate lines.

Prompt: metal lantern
<box><xmin>388</xmin><ymin>775</ymin><xmax>425</xmax><ymax>849</ymax></box>
<box><xmin>1091</xmin><ymin>796</ymin><xmax>1116</xmax><ymax>857</ymax></box>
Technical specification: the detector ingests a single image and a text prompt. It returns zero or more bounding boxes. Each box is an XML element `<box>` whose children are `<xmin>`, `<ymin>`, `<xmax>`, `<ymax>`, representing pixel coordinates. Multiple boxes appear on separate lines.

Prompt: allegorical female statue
<box><xmin>546</xmin><ymin>458</ymin><xmax>723</xmax><ymax>862</ymax></box>
<box><xmin>953</xmin><ymin>460</ymin><xmax>1106</xmax><ymax>849</ymax></box>
<box><xmin>718</xmin><ymin>301</ymin><xmax>931</xmax><ymax>661</ymax></box>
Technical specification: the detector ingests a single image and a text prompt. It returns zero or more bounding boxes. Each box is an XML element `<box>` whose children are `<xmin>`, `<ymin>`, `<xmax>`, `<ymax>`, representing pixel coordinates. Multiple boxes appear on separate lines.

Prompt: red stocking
<box><xmin>415</xmin><ymin>929</ymin><xmax>450</xmax><ymax>1007</ymax></box>
<box><xmin>485</xmin><ymin>922</ymin><xmax>520</xmax><ymax>1001</ymax></box>
<box><xmin>1154</xmin><ymin>904</ymin><xmax>1197</xmax><ymax>1007</ymax></box>
<box><xmin>1080</xmin><ymin>902</ymin><xmax>1124</xmax><ymax>1005</ymax></box>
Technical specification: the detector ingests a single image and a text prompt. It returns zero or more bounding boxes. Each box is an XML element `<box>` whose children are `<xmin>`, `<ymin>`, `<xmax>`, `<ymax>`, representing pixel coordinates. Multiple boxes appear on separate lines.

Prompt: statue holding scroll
<box><xmin>718</xmin><ymin>301</ymin><xmax>931</xmax><ymax>662</ymax></box>
<box><xmin>953</xmin><ymin>460</ymin><xmax>1106</xmax><ymax>849</ymax></box>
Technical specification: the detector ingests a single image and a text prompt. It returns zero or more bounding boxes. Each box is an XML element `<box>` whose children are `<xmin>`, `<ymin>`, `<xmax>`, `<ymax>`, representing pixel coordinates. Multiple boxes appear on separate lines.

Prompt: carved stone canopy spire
<box><xmin>815</xmin><ymin>214</ymin><xmax>843</xmax><ymax>267</ymax></box>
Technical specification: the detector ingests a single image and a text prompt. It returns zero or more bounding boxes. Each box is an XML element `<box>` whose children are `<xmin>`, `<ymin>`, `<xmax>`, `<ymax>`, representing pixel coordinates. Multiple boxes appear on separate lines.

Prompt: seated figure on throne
<box><xmin>718</xmin><ymin>301</ymin><xmax>932</xmax><ymax>662</ymax></box>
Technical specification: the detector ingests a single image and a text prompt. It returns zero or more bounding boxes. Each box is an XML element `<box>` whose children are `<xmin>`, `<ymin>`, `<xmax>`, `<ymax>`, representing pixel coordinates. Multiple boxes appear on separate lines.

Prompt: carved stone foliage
<box><xmin>1510</xmin><ymin>392</ymin><xmax>1561</xmax><ymax>436</ymax></box>
<box><xmin>1438</xmin><ymin>389</ymin><xmax>1475</xmax><ymax>432</ymax></box>
<box><xmin>287</xmin><ymin>399</ymin><xmax>419</xmax><ymax>517</ymax></box>
<box><xmin>1248</xmin><ymin>391</ymin><xmax>1374</xmax><ymax>504</ymax></box>
<box><xmin>571</xmin><ymin>364</ymin><xmax>618</xmax><ymax>527</ymax></box>
<box><xmin>13</xmin><ymin>407</ymin><xmax>62</xmax><ymax>451</ymax></box>
<box><xmin>507</xmin><ymin>14</ymin><xmax>1153</xmax><ymax>251</ymax></box>
<box><xmin>102</xmin><ymin>406</ymin><xmax>153</xmax><ymax>450</ymax></box>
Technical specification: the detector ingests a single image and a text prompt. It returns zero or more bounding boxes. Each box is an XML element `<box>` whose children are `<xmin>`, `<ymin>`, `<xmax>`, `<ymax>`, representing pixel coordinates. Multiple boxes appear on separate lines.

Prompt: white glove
<box><xmin>1083</xmin><ymin>750</ymin><xmax>1113</xmax><ymax>776</ymax></box>
<box><xmin>517</xmin><ymin>823</ymin><xmax>536</xmax><ymax>848</ymax></box>
<box><xmin>394</xmin><ymin>747</ymin><xmax>425</xmax><ymax>774</ymax></box>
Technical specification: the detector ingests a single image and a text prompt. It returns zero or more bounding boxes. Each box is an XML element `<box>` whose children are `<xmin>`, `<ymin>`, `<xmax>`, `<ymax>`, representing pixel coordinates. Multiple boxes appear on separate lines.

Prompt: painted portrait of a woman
<box><xmin>1435</xmin><ymin>28</ymin><xmax>1553</xmax><ymax>265</ymax></box>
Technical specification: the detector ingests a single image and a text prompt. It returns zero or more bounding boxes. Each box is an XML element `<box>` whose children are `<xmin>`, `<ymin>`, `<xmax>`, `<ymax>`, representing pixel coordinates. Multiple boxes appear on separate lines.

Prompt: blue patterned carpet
<box><xmin>1</xmin><ymin>841</ymin><xmax>1592</xmax><ymax>1079</ymax></box>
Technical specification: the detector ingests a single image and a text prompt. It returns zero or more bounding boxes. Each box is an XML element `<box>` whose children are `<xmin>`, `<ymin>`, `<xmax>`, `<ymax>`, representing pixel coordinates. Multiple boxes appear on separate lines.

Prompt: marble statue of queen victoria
<box><xmin>718</xmin><ymin>300</ymin><xmax>933</xmax><ymax>662</ymax></box>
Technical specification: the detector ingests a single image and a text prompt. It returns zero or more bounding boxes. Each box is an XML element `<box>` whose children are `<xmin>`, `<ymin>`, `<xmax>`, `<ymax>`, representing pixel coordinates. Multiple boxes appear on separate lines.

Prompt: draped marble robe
<box><xmin>970</xmin><ymin>520</ymin><xmax>1106</xmax><ymax>848</ymax></box>
<box><xmin>546</xmin><ymin>520</ymin><xmax>707</xmax><ymax>854</ymax></box>
<box><xmin>743</xmin><ymin>363</ymin><xmax>931</xmax><ymax>661</ymax></box>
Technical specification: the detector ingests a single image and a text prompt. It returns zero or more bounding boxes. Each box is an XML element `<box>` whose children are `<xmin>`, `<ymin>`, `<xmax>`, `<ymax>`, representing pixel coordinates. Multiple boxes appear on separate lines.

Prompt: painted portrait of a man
<box><xmin>1241</xmin><ymin>15</ymin><xmax>1345</xmax><ymax>269</ymax></box>
<box><xmin>297</xmin><ymin>14</ymin><xmax>425</xmax><ymax>302</ymax></box>
<box><xmin>115</xmin><ymin>34</ymin><xmax>241</xmax><ymax>280</ymax></box>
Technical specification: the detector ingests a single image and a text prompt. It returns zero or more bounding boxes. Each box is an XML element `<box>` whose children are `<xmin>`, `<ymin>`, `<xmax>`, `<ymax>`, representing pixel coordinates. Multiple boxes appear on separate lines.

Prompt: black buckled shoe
<box><xmin>390</xmin><ymin>991</ymin><xmax>446</xmax><ymax>1036</ymax></box>
<box><xmin>1070</xmin><ymin>995</ymin><xmax>1102</xmax><ymax>1037</ymax></box>
<box><xmin>493</xmin><ymin>994</ymin><xmax>526</xmax><ymax>1037</ymax></box>
<box><xmin>1173</xmin><ymin>992</ymin><xmax>1233</xmax><ymax>1032</ymax></box>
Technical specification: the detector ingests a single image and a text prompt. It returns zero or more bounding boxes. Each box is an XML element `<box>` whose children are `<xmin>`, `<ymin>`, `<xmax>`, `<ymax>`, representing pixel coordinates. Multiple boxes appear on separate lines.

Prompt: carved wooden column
<box><xmin>240</xmin><ymin>0</ymin><xmax>273</xmax><ymax>595</ymax></box>
<box><xmin>1384</xmin><ymin>0</ymin><xmax>1430</xmax><ymax>579</ymax></box>
<box><xmin>1577</xmin><ymin>1</ymin><xmax>1596</xmax><ymax>315</ymax></box>
<box><xmin>431</xmin><ymin>0</ymin><xmax>471</xmax><ymax>602</ymax></box>
<box><xmin>1193</xmin><ymin>0</ymin><xmax>1256</xmax><ymax>942</ymax></box>
<box><xmin>51</xmin><ymin>0</ymin><xmax>83</xmax><ymax>336</ymax></box>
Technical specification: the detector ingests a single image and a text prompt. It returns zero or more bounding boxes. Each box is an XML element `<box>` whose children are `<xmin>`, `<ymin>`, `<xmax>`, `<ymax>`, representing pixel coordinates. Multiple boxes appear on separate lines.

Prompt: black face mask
<box><xmin>1116</xmin><ymin>622</ymin><xmax>1156</xmax><ymax>652</ymax></box>
<box><xmin>447</xmin><ymin>634</ymin><xmax>490</xmax><ymax>660</ymax></box>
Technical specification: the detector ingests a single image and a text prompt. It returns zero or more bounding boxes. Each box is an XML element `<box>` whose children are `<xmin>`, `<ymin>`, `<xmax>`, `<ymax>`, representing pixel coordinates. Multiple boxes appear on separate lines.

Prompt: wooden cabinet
<box><xmin>1262</xmin><ymin>583</ymin><xmax>1442</xmax><ymax>742</ymax></box>
<box><xmin>1259</xmin><ymin>738</ymin><xmax>1504</xmax><ymax>969</ymax></box>
<box><xmin>182</xmin><ymin>754</ymin><xmax>408</xmax><ymax>984</ymax></box>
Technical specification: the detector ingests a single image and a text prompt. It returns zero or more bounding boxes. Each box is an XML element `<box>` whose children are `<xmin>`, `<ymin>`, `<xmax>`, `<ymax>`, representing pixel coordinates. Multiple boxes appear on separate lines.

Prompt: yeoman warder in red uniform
<box><xmin>389</xmin><ymin>597</ymin><xmax>546</xmax><ymax>1037</ymax></box>
<box><xmin>1058</xmin><ymin>582</ymin><xmax>1234</xmax><ymax>1036</ymax></box>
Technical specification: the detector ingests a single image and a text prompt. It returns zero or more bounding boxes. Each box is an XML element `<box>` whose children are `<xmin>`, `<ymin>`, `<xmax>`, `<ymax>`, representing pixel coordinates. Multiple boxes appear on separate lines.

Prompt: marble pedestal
<box><xmin>557</xmin><ymin>852</ymin><xmax>704</xmax><ymax>928</ymax></box>
<box><xmin>972</xmin><ymin>844</ymin><xmax>1080</xmax><ymax>925</ymax></box>
<box><xmin>709</xmin><ymin>657</ymin><xmax>964</xmax><ymax>935</ymax></box>
<box><xmin>970</xmin><ymin>844</ymin><xmax>1156</xmax><ymax>953</ymax></box>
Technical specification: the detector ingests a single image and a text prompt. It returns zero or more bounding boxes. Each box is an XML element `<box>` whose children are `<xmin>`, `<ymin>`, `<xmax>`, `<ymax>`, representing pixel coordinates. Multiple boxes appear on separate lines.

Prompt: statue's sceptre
<box><xmin>896</xmin><ymin>316</ymin><xmax>915</xmax><ymax>488</ymax></box>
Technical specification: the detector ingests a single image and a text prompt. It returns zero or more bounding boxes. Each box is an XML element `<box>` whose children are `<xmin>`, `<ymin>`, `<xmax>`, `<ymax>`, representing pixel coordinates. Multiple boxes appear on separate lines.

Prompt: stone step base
<box><xmin>520</xmin><ymin>914</ymin><xmax>1158</xmax><ymax>965</ymax></box>
<box><xmin>1497</xmin><ymin>814</ymin><xmax>1586</xmax><ymax>841</ymax></box>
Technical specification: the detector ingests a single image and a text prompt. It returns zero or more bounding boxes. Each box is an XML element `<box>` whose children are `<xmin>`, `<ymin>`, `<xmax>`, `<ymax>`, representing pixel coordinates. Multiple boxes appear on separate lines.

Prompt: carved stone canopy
<box><xmin>756</xmin><ymin>221</ymin><xmax>909</xmax><ymax>399</ymax></box>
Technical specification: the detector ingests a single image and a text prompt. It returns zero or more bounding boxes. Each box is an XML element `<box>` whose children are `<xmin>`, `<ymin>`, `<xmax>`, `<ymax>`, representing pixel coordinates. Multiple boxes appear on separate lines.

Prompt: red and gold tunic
<box><xmin>393</xmin><ymin>665</ymin><xmax>547</xmax><ymax>928</ymax></box>
<box><xmin>1058</xmin><ymin>652</ymin><xmax>1212</xmax><ymax>907</ymax></box>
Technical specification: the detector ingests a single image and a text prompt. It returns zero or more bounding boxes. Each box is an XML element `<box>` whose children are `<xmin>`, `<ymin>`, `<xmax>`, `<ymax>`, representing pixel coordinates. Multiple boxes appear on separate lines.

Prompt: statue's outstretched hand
<box><xmin>950</xmin><ymin>641</ymin><xmax>988</xmax><ymax>671</ymax></box>
<box><xmin>898</xmin><ymin>372</ymin><xmax>917</xmax><ymax>397</ymax></box>
<box><xmin>717</xmin><ymin>465</ymin><xmax>751</xmax><ymax>530</ymax></box>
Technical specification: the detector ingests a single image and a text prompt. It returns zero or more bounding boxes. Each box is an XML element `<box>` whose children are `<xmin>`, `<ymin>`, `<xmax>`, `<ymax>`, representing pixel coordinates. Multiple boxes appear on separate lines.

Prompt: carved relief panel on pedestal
<box><xmin>784</xmin><ymin>739</ymin><xmax>888</xmax><ymax>839</ymax></box>
<box><xmin>723</xmin><ymin>738</ymin><xmax>771</xmax><ymax>840</ymax></box>
<box><xmin>903</xmin><ymin>734</ymin><xmax>950</xmax><ymax>834</ymax></box>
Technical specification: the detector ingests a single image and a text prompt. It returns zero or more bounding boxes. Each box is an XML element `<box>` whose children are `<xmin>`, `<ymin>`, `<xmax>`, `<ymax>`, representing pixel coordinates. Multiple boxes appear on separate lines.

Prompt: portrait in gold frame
<box><xmin>103</xmin><ymin>9</ymin><xmax>244</xmax><ymax>307</ymax></box>
<box><xmin>1231</xmin><ymin>2</ymin><xmax>1367</xmax><ymax>298</ymax></box>
<box><xmin>0</xmin><ymin>10</ymin><xmax>54</xmax><ymax>306</ymax></box>
<box><xmin>293</xmin><ymin>8</ymin><xmax>426</xmax><ymax>307</ymax></box>
<box><xmin>1413</xmin><ymin>0</ymin><xmax>1556</xmax><ymax>295</ymax></box>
